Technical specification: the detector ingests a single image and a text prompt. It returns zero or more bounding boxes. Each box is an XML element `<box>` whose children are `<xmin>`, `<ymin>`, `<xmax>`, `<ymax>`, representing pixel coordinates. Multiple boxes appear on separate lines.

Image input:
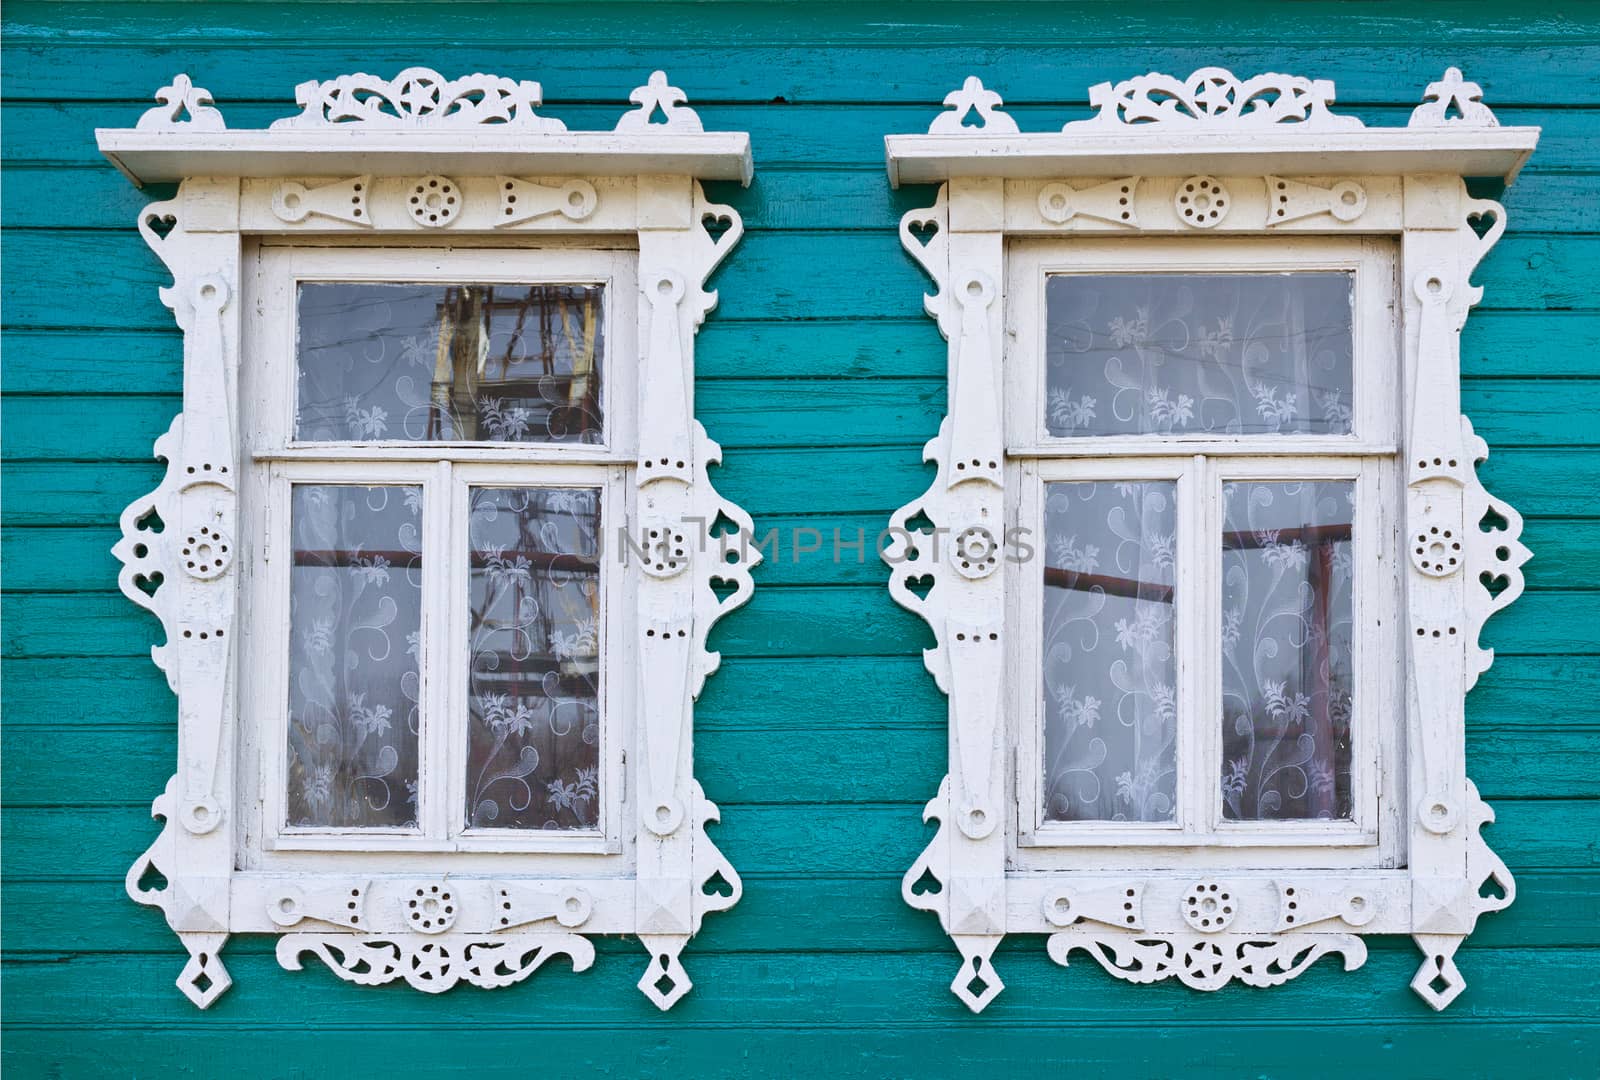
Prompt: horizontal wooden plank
<box><xmin>5</xmin><ymin>1020</ymin><xmax>1598</xmax><ymax>1080</ymax></box>
<box><xmin>6</xmin><ymin>720</ymin><xmax>1596</xmax><ymax>809</ymax></box>
<box><xmin>5</xmin><ymin>799</ymin><xmax>1595</xmax><ymax>881</ymax></box>
<box><xmin>9</xmin><ymin>650</ymin><xmax>1584</xmax><ymax>734</ymax></box>
<box><xmin>8</xmin><ymin>445</ymin><xmax>1599</xmax><ymax>527</ymax></box>
<box><xmin>2</xmin><ymin>580</ymin><xmax>1594</xmax><ymax>662</ymax></box>
<box><xmin>0</xmin><ymin>319</ymin><xmax>947</xmax><ymax>393</ymax></box>
<box><xmin>4</xmin><ymin>869</ymin><xmax>1596</xmax><ymax>958</ymax></box>
<box><xmin>5</xmin><ymin>1</ymin><xmax>1599</xmax><ymax>53</ymax></box>
<box><xmin>6</xmin><ymin>1024</ymin><xmax>1593</xmax><ymax>1080</ymax></box>
<box><xmin>0</xmin><ymin>945</ymin><xmax>1594</xmax><ymax>1029</ymax></box>
<box><xmin>5</xmin><ymin>230</ymin><xmax>1596</xmax><ymax>333</ymax></box>
<box><xmin>3</xmin><ymin>380</ymin><xmax>1597</xmax><ymax>465</ymax></box>
<box><xmin>0</xmin><ymin>380</ymin><xmax>946</xmax><ymax>459</ymax></box>
<box><xmin>8</xmin><ymin>306</ymin><xmax>1598</xmax><ymax>400</ymax></box>
<box><xmin>6</xmin><ymin>15</ymin><xmax>1600</xmax><ymax>110</ymax></box>
<box><xmin>0</xmin><ymin>584</ymin><xmax>931</xmax><ymax>661</ymax></box>
<box><xmin>8</xmin><ymin>378</ymin><xmax>1600</xmax><ymax>463</ymax></box>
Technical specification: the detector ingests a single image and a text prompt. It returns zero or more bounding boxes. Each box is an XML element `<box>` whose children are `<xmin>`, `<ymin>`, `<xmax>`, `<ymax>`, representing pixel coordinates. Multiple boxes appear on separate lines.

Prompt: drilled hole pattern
<box><xmin>180</xmin><ymin>523</ymin><xmax>232</xmax><ymax>580</ymax></box>
<box><xmin>1412</xmin><ymin>523</ymin><xmax>1461</xmax><ymax>576</ymax></box>
<box><xmin>952</xmin><ymin>525</ymin><xmax>1000</xmax><ymax>580</ymax></box>
<box><xmin>1182</xmin><ymin>881</ymin><xmax>1236</xmax><ymax>932</ymax></box>
<box><xmin>409</xmin><ymin>176</ymin><xmax>459</xmax><ymax>227</ymax></box>
<box><xmin>1176</xmin><ymin>176</ymin><xmax>1229</xmax><ymax>228</ymax></box>
<box><xmin>640</xmin><ymin>524</ymin><xmax>691</xmax><ymax>579</ymax></box>
<box><xmin>406</xmin><ymin>884</ymin><xmax>456</xmax><ymax>933</ymax></box>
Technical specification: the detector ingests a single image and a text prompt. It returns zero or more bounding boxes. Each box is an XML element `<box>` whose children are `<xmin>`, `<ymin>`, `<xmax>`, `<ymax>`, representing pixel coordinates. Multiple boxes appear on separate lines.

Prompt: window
<box><xmin>1009</xmin><ymin>239</ymin><xmax>1400</xmax><ymax>859</ymax></box>
<box><xmin>107</xmin><ymin>68</ymin><xmax>756</xmax><ymax>1009</ymax></box>
<box><xmin>885</xmin><ymin>67</ymin><xmax>1536</xmax><ymax>1011</ymax></box>
<box><xmin>240</xmin><ymin>247</ymin><xmax>634</xmax><ymax>855</ymax></box>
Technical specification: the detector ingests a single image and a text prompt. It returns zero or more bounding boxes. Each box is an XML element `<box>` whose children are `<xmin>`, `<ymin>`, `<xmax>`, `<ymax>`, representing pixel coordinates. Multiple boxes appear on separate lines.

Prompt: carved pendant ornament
<box><xmin>886</xmin><ymin>69</ymin><xmax>1536</xmax><ymax>1012</ymax></box>
<box><xmin>105</xmin><ymin>71</ymin><xmax>754</xmax><ymax>1009</ymax></box>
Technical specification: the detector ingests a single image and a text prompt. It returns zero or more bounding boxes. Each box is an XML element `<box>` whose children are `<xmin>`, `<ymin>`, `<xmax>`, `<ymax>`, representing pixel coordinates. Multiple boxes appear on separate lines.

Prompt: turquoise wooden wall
<box><xmin>3</xmin><ymin>3</ymin><xmax>1598</xmax><ymax>1075</ymax></box>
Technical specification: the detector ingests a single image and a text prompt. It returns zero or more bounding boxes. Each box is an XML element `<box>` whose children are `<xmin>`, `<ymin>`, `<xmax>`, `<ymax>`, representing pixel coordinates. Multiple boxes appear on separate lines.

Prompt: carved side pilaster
<box><xmin>887</xmin><ymin>181</ymin><xmax>1010</xmax><ymax>1011</ymax></box>
<box><xmin>631</xmin><ymin>180</ymin><xmax>753</xmax><ymax>1009</ymax></box>
<box><xmin>1401</xmin><ymin>180</ymin><xmax>1523</xmax><ymax>1009</ymax></box>
<box><xmin>115</xmin><ymin>180</ymin><xmax>243</xmax><ymax>1008</ymax></box>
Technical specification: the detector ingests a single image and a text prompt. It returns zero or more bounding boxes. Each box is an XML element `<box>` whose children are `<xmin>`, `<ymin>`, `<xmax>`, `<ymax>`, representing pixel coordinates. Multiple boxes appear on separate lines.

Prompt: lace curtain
<box><xmin>466</xmin><ymin>486</ymin><xmax>603</xmax><ymax>830</ymax></box>
<box><xmin>1221</xmin><ymin>480</ymin><xmax>1355</xmax><ymax>820</ymax></box>
<box><xmin>296</xmin><ymin>282</ymin><xmax>604</xmax><ymax>444</ymax></box>
<box><xmin>287</xmin><ymin>484</ymin><xmax>423</xmax><ymax>828</ymax></box>
<box><xmin>1042</xmin><ymin>480</ymin><xmax>1178</xmax><ymax>822</ymax></box>
<box><xmin>1044</xmin><ymin>272</ymin><xmax>1354</xmax><ymax>438</ymax></box>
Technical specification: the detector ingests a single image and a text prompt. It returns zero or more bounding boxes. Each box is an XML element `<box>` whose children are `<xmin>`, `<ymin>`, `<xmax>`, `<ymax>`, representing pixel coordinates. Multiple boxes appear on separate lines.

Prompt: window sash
<box><xmin>250</xmin><ymin>453</ymin><xmax>628</xmax><ymax>859</ymax></box>
<box><xmin>247</xmin><ymin>242</ymin><xmax>639</xmax><ymax>465</ymax></box>
<box><xmin>1004</xmin><ymin>236</ymin><xmax>1398</xmax><ymax>458</ymax></box>
<box><xmin>1011</xmin><ymin>453</ymin><xmax>1400</xmax><ymax>866</ymax></box>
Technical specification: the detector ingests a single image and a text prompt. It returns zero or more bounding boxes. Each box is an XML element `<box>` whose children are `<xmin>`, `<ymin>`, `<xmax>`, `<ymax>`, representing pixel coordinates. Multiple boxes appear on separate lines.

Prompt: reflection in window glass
<box><xmin>296</xmin><ymin>283</ymin><xmax>604</xmax><ymax>444</ymax></box>
<box><xmin>467</xmin><ymin>487</ymin><xmax>602</xmax><ymax>830</ymax></box>
<box><xmin>1042</xmin><ymin>480</ymin><xmax>1177</xmax><ymax>822</ymax></box>
<box><xmin>1045</xmin><ymin>273</ymin><xmax>1354</xmax><ymax>438</ymax></box>
<box><xmin>1221</xmin><ymin>479</ymin><xmax>1355</xmax><ymax>821</ymax></box>
<box><xmin>287</xmin><ymin>484</ymin><xmax>423</xmax><ymax>829</ymax></box>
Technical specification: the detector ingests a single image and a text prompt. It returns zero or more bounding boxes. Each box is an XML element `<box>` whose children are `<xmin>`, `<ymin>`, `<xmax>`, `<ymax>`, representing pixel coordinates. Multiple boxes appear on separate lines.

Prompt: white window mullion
<box><xmin>423</xmin><ymin>459</ymin><xmax>454</xmax><ymax>843</ymax></box>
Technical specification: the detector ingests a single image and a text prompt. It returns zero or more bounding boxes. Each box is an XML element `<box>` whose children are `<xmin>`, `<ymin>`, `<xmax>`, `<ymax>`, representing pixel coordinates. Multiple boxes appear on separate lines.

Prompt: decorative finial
<box><xmin>615</xmin><ymin>71</ymin><xmax>703</xmax><ymax>132</ymax></box>
<box><xmin>1410</xmin><ymin>68</ymin><xmax>1499</xmax><ymax>127</ymax></box>
<box><xmin>137</xmin><ymin>74</ymin><xmax>226</xmax><ymax>132</ymax></box>
<box><xmin>928</xmin><ymin>76</ymin><xmax>1019</xmax><ymax>134</ymax></box>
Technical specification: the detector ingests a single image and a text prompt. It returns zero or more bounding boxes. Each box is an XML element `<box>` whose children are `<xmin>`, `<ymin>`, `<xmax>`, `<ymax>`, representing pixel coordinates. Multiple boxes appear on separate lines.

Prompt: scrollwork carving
<box><xmin>278</xmin><ymin>932</ymin><xmax>595</xmax><ymax>993</ymax></box>
<box><xmin>271</xmin><ymin>67</ymin><xmax>564</xmax><ymax>131</ymax></box>
<box><xmin>1049</xmin><ymin>931</ymin><xmax>1368</xmax><ymax>991</ymax></box>
<box><xmin>1066</xmin><ymin>68</ymin><xmax>1363</xmax><ymax>132</ymax></box>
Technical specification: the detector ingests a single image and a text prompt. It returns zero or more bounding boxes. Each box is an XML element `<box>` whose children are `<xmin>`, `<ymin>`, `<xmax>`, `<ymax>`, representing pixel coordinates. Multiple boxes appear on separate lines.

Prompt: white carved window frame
<box><xmin>883</xmin><ymin>68</ymin><xmax>1537</xmax><ymax>1012</ymax></box>
<box><xmin>100</xmin><ymin>69</ymin><xmax>759</xmax><ymax>1009</ymax></box>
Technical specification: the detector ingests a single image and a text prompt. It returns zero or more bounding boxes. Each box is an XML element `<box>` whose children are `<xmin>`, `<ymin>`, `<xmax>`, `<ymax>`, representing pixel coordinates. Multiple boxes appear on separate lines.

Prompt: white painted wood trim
<box><xmin>885</xmin><ymin>129</ymin><xmax>1539</xmax><ymax>188</ymax></box>
<box><xmin>885</xmin><ymin>66</ymin><xmax>1532</xmax><ymax>1014</ymax></box>
<box><xmin>98</xmin><ymin>71</ymin><xmax>752</xmax><ymax>188</ymax></box>
<box><xmin>111</xmin><ymin>71</ymin><xmax>755</xmax><ymax>1011</ymax></box>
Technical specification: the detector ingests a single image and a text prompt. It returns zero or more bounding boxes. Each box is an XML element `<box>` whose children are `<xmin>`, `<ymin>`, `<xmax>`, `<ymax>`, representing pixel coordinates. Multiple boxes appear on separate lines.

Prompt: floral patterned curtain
<box><xmin>296</xmin><ymin>282</ymin><xmax>604</xmax><ymax>444</ymax></box>
<box><xmin>466</xmin><ymin>486</ymin><xmax>602</xmax><ymax>830</ymax></box>
<box><xmin>1042</xmin><ymin>480</ymin><xmax>1178</xmax><ymax>822</ymax></box>
<box><xmin>287</xmin><ymin>484</ymin><xmax>423</xmax><ymax>828</ymax></box>
<box><xmin>1221</xmin><ymin>480</ymin><xmax>1355</xmax><ymax>820</ymax></box>
<box><xmin>1045</xmin><ymin>272</ymin><xmax>1354</xmax><ymax>438</ymax></box>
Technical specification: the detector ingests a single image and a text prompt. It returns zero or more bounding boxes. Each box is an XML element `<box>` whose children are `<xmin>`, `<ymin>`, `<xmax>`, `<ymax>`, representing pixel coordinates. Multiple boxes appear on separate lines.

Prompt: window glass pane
<box><xmin>467</xmin><ymin>486</ymin><xmax>602</xmax><ymax>830</ymax></box>
<box><xmin>1221</xmin><ymin>479</ymin><xmax>1355</xmax><ymax>821</ymax></box>
<box><xmin>1044</xmin><ymin>273</ymin><xmax>1353</xmax><ymax>437</ymax></box>
<box><xmin>296</xmin><ymin>283</ymin><xmax>604</xmax><ymax>444</ymax></box>
<box><xmin>1042</xmin><ymin>480</ymin><xmax>1177</xmax><ymax>822</ymax></box>
<box><xmin>287</xmin><ymin>484</ymin><xmax>423</xmax><ymax>829</ymax></box>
